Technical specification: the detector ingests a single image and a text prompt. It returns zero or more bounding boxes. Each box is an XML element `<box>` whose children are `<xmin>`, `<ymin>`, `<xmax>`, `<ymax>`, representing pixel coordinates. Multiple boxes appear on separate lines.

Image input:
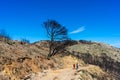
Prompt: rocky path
<box><xmin>30</xmin><ymin>65</ymin><xmax>93</xmax><ymax>80</ymax></box>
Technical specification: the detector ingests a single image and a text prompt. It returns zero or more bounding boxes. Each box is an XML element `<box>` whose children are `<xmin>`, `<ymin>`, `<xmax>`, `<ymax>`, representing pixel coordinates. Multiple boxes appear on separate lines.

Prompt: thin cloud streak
<box><xmin>70</xmin><ymin>26</ymin><xmax>85</xmax><ymax>34</ymax></box>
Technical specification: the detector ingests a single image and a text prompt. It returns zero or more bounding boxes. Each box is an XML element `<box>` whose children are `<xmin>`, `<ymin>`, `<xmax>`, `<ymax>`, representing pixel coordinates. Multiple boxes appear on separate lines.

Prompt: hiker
<box><xmin>73</xmin><ymin>64</ymin><xmax>75</xmax><ymax>69</ymax></box>
<box><xmin>76</xmin><ymin>63</ymin><xmax>79</xmax><ymax>70</ymax></box>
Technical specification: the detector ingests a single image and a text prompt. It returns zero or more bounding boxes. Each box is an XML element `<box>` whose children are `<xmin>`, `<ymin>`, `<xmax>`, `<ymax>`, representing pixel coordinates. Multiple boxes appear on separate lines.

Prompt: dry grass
<box><xmin>68</xmin><ymin>42</ymin><xmax>120</xmax><ymax>62</ymax></box>
<box><xmin>0</xmin><ymin>40</ymin><xmax>116</xmax><ymax>80</ymax></box>
<box><xmin>61</xmin><ymin>55</ymin><xmax>85</xmax><ymax>68</ymax></box>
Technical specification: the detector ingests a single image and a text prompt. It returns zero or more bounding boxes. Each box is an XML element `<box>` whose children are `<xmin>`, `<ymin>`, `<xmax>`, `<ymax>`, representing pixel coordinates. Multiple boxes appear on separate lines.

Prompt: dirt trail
<box><xmin>30</xmin><ymin>65</ymin><xmax>93</xmax><ymax>80</ymax></box>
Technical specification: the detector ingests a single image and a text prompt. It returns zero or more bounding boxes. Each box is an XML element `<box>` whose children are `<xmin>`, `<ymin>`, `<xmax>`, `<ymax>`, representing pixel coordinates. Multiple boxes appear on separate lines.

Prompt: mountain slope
<box><xmin>0</xmin><ymin>40</ymin><xmax>119</xmax><ymax>80</ymax></box>
<box><xmin>66</xmin><ymin>40</ymin><xmax>120</xmax><ymax>79</ymax></box>
<box><xmin>67</xmin><ymin>40</ymin><xmax>120</xmax><ymax>62</ymax></box>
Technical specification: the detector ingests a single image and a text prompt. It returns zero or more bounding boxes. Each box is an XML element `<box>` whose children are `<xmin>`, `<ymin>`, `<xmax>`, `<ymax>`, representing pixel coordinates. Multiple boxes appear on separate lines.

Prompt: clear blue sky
<box><xmin>0</xmin><ymin>0</ymin><xmax>120</xmax><ymax>48</ymax></box>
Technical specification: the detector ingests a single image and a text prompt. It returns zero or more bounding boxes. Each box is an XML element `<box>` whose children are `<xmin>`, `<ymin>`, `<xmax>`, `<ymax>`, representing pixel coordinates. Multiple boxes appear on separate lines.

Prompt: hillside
<box><xmin>0</xmin><ymin>40</ymin><xmax>59</xmax><ymax>79</ymax></box>
<box><xmin>0</xmin><ymin>40</ymin><xmax>119</xmax><ymax>80</ymax></box>
<box><xmin>68</xmin><ymin>40</ymin><xmax>120</xmax><ymax>62</ymax></box>
<box><xmin>67</xmin><ymin>40</ymin><xmax>120</xmax><ymax>79</ymax></box>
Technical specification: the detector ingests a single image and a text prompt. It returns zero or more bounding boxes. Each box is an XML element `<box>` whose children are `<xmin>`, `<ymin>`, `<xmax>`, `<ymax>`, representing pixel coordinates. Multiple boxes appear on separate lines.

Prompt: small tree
<box><xmin>21</xmin><ymin>38</ymin><xmax>30</xmax><ymax>44</ymax></box>
<box><xmin>42</xmin><ymin>19</ymin><xmax>69</xmax><ymax>58</ymax></box>
<box><xmin>0</xmin><ymin>29</ymin><xmax>11</xmax><ymax>41</ymax></box>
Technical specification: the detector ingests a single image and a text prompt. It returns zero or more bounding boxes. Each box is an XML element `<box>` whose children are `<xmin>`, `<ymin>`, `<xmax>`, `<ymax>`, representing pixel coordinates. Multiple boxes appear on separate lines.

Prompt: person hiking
<box><xmin>76</xmin><ymin>63</ymin><xmax>79</xmax><ymax>70</ymax></box>
<box><xmin>73</xmin><ymin>64</ymin><xmax>75</xmax><ymax>69</ymax></box>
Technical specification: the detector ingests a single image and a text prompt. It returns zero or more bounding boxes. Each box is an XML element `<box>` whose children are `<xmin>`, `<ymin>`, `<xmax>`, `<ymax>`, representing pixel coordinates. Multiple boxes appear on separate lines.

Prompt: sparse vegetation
<box><xmin>0</xmin><ymin>39</ymin><xmax>119</xmax><ymax>79</ymax></box>
<box><xmin>67</xmin><ymin>40</ymin><xmax>120</xmax><ymax>80</ymax></box>
<box><xmin>7</xmin><ymin>41</ymin><xmax>15</xmax><ymax>45</ymax></box>
<box><xmin>21</xmin><ymin>38</ymin><xmax>30</xmax><ymax>44</ymax></box>
<box><xmin>0</xmin><ymin>29</ymin><xmax>11</xmax><ymax>42</ymax></box>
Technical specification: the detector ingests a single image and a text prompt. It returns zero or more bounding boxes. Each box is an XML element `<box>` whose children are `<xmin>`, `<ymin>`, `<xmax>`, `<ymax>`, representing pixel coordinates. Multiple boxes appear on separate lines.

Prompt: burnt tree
<box><xmin>42</xmin><ymin>20</ymin><xmax>69</xmax><ymax>58</ymax></box>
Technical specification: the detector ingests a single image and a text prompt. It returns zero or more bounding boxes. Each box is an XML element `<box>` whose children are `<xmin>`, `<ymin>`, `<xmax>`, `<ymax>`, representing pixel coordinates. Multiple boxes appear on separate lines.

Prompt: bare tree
<box><xmin>21</xmin><ymin>38</ymin><xmax>30</xmax><ymax>44</ymax></box>
<box><xmin>0</xmin><ymin>29</ymin><xmax>11</xmax><ymax>41</ymax></box>
<box><xmin>42</xmin><ymin>19</ymin><xmax>69</xmax><ymax>58</ymax></box>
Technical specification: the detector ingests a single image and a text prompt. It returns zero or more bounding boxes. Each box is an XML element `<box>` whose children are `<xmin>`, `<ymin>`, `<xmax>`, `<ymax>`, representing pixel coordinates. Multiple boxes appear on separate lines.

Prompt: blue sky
<box><xmin>0</xmin><ymin>0</ymin><xmax>120</xmax><ymax>48</ymax></box>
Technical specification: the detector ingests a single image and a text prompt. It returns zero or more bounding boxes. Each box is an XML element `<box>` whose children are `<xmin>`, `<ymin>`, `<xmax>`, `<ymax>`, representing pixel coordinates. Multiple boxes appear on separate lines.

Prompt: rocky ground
<box><xmin>0</xmin><ymin>40</ymin><xmax>119</xmax><ymax>80</ymax></box>
<box><xmin>30</xmin><ymin>65</ymin><xmax>111</xmax><ymax>80</ymax></box>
